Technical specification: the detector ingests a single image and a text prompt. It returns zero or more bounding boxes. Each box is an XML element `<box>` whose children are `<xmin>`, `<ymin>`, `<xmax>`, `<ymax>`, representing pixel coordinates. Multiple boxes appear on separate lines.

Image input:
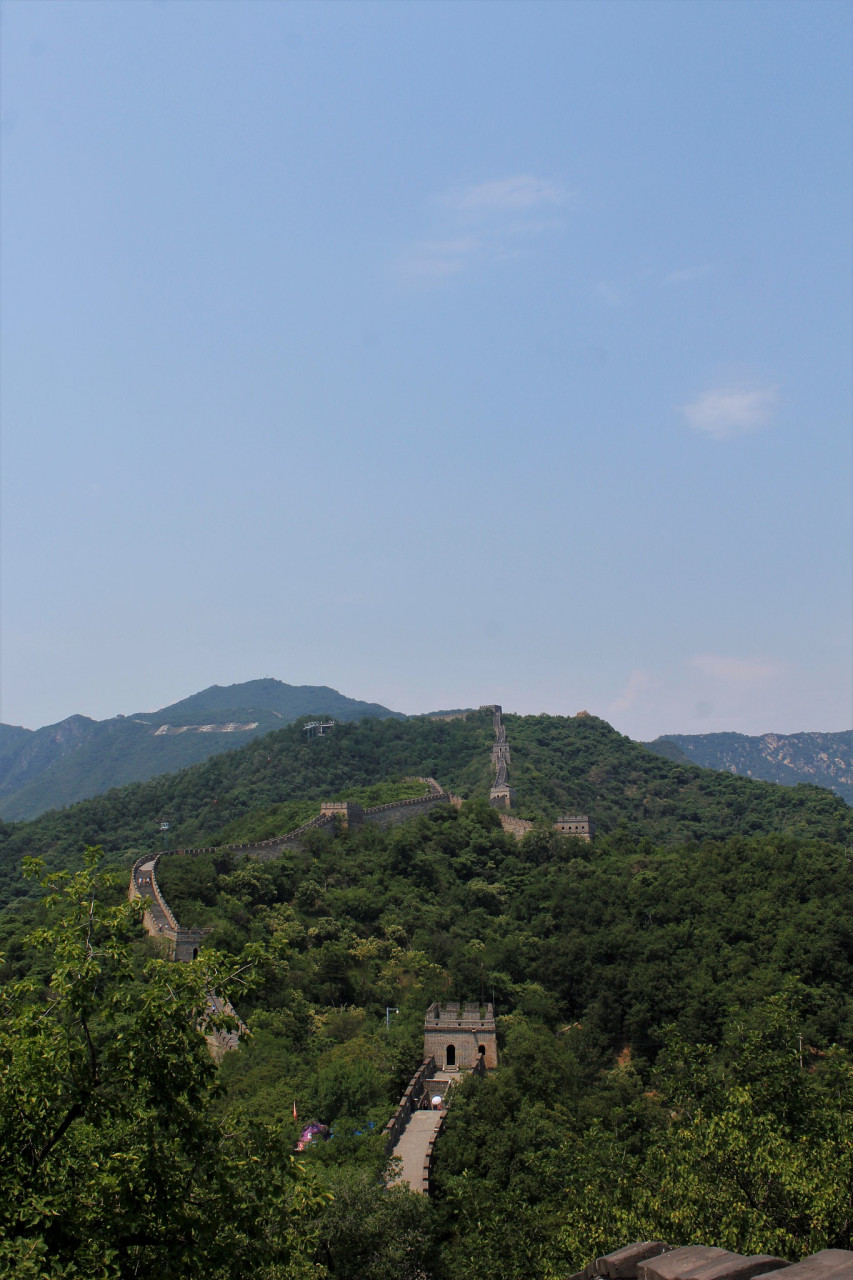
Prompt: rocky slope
<box><xmin>643</xmin><ymin>730</ymin><xmax>852</xmax><ymax>804</ymax></box>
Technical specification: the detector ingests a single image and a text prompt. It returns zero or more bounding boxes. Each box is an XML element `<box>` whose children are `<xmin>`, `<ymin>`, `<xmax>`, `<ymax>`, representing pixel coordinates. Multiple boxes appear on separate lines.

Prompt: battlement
<box><xmin>168</xmin><ymin>926</ymin><xmax>208</xmax><ymax>962</ymax></box>
<box><xmin>426</xmin><ymin>1001</ymin><xmax>495</xmax><ymax>1028</ymax></box>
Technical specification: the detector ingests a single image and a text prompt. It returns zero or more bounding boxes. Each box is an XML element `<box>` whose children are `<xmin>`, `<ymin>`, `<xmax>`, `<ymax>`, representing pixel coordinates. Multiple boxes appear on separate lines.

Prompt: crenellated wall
<box><xmin>129</xmin><ymin>853</ymin><xmax>247</xmax><ymax>1054</ymax></box>
<box><xmin>142</xmin><ymin>777</ymin><xmax>450</xmax><ymax>868</ymax></box>
<box><xmin>204</xmin><ymin>989</ymin><xmax>248</xmax><ymax>1060</ymax></box>
<box><xmin>570</xmin><ymin>1240</ymin><xmax>853</xmax><ymax>1279</ymax></box>
<box><xmin>383</xmin><ymin>1056</ymin><xmax>439</xmax><ymax>1154</ymax></box>
<box><xmin>499</xmin><ymin>813</ymin><xmax>534</xmax><ymax>839</ymax></box>
<box><xmin>130</xmin><ymin>853</ymin><xmax>207</xmax><ymax>959</ymax></box>
<box><xmin>128</xmin><ymin>777</ymin><xmax>450</xmax><ymax>1056</ymax></box>
<box><xmin>555</xmin><ymin>813</ymin><xmax>595</xmax><ymax>841</ymax></box>
<box><xmin>358</xmin><ymin>787</ymin><xmax>449</xmax><ymax>829</ymax></box>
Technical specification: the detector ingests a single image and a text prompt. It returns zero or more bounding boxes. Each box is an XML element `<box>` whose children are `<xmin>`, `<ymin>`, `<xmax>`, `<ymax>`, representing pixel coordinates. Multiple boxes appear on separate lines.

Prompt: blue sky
<box><xmin>2</xmin><ymin>0</ymin><xmax>850</xmax><ymax>738</ymax></box>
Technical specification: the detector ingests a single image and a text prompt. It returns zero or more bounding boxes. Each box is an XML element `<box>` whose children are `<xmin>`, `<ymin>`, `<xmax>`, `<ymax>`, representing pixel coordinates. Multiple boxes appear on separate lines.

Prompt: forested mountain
<box><xmin>1</xmin><ymin>710</ymin><xmax>849</xmax><ymax>910</ymax></box>
<box><xmin>0</xmin><ymin>678</ymin><xmax>402</xmax><ymax>821</ymax></box>
<box><xmin>2</xmin><ymin>725</ymin><xmax>851</xmax><ymax>1276</ymax></box>
<box><xmin>644</xmin><ymin>729</ymin><xmax>852</xmax><ymax>804</ymax></box>
<box><xmin>5</xmin><ymin>682</ymin><xmax>846</xmax><ymax>825</ymax></box>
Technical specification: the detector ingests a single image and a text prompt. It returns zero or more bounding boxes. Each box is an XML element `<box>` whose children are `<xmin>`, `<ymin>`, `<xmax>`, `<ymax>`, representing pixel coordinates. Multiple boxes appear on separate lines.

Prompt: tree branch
<box><xmin>31</xmin><ymin>1099</ymin><xmax>86</xmax><ymax>1172</ymax></box>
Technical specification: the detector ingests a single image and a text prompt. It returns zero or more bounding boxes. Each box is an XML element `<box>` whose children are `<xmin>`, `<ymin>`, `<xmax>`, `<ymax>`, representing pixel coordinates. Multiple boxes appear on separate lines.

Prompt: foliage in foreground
<box><xmin>2</xmin><ymin>799</ymin><xmax>853</xmax><ymax>1277</ymax></box>
<box><xmin>0</xmin><ymin>854</ymin><xmax>336</xmax><ymax>1279</ymax></box>
<box><xmin>433</xmin><ymin>994</ymin><xmax>853</xmax><ymax>1276</ymax></box>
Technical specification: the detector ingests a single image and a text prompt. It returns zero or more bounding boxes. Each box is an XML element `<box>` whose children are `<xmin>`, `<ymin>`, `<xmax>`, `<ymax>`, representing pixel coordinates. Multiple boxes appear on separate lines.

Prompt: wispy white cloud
<box><xmin>398</xmin><ymin>238</ymin><xmax>483</xmax><ymax>281</ymax></box>
<box><xmin>664</xmin><ymin>263</ymin><xmax>714</xmax><ymax>285</ymax></box>
<box><xmin>596</xmin><ymin>280</ymin><xmax>626</xmax><ymax>307</ymax></box>
<box><xmin>680</xmin><ymin>385</ymin><xmax>779</xmax><ymax>440</ymax></box>
<box><xmin>689</xmin><ymin>654</ymin><xmax>783</xmax><ymax>683</ymax></box>
<box><xmin>397</xmin><ymin>174</ymin><xmax>567</xmax><ymax>286</ymax></box>
<box><xmin>593</xmin><ymin>261</ymin><xmax>713</xmax><ymax>307</ymax></box>
<box><xmin>445</xmin><ymin>175</ymin><xmax>568</xmax><ymax>215</ymax></box>
<box><xmin>608</xmin><ymin>668</ymin><xmax>652</xmax><ymax>714</ymax></box>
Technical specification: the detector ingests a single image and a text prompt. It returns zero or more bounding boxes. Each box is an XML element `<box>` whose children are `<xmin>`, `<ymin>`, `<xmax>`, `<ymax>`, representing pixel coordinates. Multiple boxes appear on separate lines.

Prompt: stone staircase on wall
<box><xmin>484</xmin><ymin>705</ymin><xmax>517</xmax><ymax>809</ymax></box>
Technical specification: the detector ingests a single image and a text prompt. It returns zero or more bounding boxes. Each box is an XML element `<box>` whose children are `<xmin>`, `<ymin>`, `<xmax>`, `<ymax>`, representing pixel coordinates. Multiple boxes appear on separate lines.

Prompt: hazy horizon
<box><xmin>3</xmin><ymin>673</ymin><xmax>849</xmax><ymax>742</ymax></box>
<box><xmin>2</xmin><ymin>1</ymin><xmax>851</xmax><ymax>741</ymax></box>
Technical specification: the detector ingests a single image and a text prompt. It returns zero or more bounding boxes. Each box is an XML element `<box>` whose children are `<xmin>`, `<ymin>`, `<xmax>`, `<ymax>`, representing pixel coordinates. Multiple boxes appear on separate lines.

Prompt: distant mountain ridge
<box><xmin>0</xmin><ymin>679</ymin><xmax>403</xmax><ymax>820</ymax></box>
<box><xmin>4</xmin><ymin>681</ymin><xmax>849</xmax><ymax>821</ymax></box>
<box><xmin>643</xmin><ymin>730</ymin><xmax>852</xmax><ymax>804</ymax></box>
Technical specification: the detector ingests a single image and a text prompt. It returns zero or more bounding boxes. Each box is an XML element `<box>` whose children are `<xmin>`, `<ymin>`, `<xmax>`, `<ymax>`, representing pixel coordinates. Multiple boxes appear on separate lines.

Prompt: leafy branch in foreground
<box><xmin>0</xmin><ymin>851</ymin><xmax>329</xmax><ymax>1280</ymax></box>
<box><xmin>547</xmin><ymin>993</ymin><xmax>853</xmax><ymax>1270</ymax></box>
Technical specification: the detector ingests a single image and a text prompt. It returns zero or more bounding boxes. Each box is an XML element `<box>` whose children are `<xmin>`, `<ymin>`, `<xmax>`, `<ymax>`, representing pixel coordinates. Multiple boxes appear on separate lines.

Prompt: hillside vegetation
<box><xmin>1</xmin><ymin>710</ymin><xmax>850</xmax><ymax>910</ymax></box>
<box><xmin>2</xmin><ymin>795</ymin><xmax>851</xmax><ymax>1277</ymax></box>
<box><xmin>2</xmin><ymin>707</ymin><xmax>853</xmax><ymax>1277</ymax></box>
<box><xmin>0</xmin><ymin>678</ymin><xmax>403</xmax><ymax>821</ymax></box>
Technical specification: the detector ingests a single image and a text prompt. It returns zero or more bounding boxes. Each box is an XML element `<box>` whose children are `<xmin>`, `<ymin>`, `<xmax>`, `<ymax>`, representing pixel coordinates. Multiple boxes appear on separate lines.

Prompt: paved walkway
<box><xmin>132</xmin><ymin>857</ymin><xmax>172</xmax><ymax>933</ymax></box>
<box><xmin>391</xmin><ymin>1109</ymin><xmax>445</xmax><ymax>1192</ymax></box>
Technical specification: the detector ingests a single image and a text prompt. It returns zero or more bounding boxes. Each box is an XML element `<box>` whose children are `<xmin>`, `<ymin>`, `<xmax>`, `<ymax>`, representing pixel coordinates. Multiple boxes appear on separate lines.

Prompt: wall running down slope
<box><xmin>482</xmin><ymin>707</ymin><xmax>594</xmax><ymax>840</ymax></box>
<box><xmin>128</xmin><ymin>778</ymin><xmax>450</xmax><ymax>1053</ymax></box>
<box><xmin>485</xmin><ymin>705</ymin><xmax>516</xmax><ymax>809</ymax></box>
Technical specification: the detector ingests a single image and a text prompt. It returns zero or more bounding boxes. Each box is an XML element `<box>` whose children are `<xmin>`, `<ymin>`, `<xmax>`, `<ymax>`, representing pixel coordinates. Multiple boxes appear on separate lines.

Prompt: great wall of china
<box><xmin>127</xmin><ymin>711</ymin><xmax>594</xmax><ymax>1185</ymax></box>
<box><xmin>485</xmin><ymin>704</ymin><xmax>594</xmax><ymax>840</ymax></box>
<box><xmin>384</xmin><ymin>1002</ymin><xmax>494</xmax><ymax>1192</ymax></box>
<box><xmin>485</xmin><ymin>704</ymin><xmax>517</xmax><ymax>809</ymax></box>
<box><xmin>129</xmin><ymin>775</ymin><xmax>449</xmax><ymax>959</ymax></box>
<box><xmin>119</xmin><ymin>713</ymin><xmax>853</xmax><ymax>1238</ymax></box>
<box><xmin>128</xmin><ymin>777</ymin><xmax>452</xmax><ymax>1058</ymax></box>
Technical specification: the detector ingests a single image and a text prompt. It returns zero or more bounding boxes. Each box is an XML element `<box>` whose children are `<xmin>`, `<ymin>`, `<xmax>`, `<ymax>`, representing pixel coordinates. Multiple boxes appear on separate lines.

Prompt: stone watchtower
<box><xmin>320</xmin><ymin>801</ymin><xmax>364</xmax><ymax>828</ymax></box>
<box><xmin>554</xmin><ymin>813</ymin><xmax>595</xmax><ymax>841</ymax></box>
<box><xmin>423</xmin><ymin>1001</ymin><xmax>498</xmax><ymax>1071</ymax></box>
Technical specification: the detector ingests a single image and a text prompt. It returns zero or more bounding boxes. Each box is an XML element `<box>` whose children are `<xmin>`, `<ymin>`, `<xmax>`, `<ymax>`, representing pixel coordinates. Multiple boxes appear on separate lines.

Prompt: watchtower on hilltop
<box><xmin>423</xmin><ymin>1001</ymin><xmax>498</xmax><ymax>1071</ymax></box>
